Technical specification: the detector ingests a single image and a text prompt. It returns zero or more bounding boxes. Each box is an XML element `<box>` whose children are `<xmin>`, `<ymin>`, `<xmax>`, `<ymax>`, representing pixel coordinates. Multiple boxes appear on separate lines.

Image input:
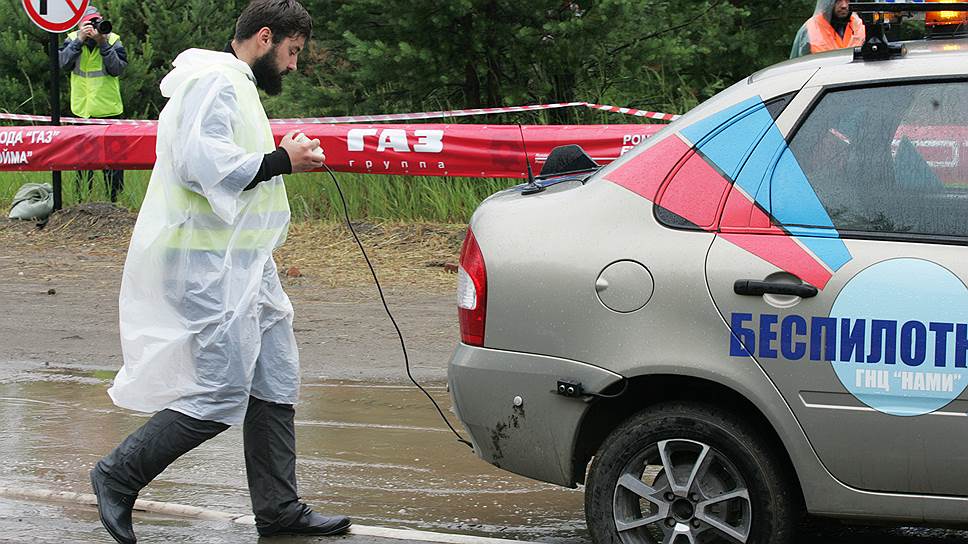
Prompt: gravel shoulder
<box><xmin>0</xmin><ymin>204</ymin><xmax>465</xmax><ymax>384</ymax></box>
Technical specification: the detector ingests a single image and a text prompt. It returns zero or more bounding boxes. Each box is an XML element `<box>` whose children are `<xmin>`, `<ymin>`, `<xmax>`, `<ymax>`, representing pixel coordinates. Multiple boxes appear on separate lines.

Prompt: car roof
<box><xmin>588</xmin><ymin>38</ymin><xmax>968</xmax><ymax>189</ymax></box>
<box><xmin>750</xmin><ymin>37</ymin><xmax>968</xmax><ymax>84</ymax></box>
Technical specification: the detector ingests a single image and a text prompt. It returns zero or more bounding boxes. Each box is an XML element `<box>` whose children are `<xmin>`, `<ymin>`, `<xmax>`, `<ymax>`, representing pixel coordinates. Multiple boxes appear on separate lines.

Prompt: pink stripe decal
<box><xmin>720</xmin><ymin>185</ymin><xmax>755</xmax><ymax>228</ymax></box>
<box><xmin>604</xmin><ymin>135</ymin><xmax>690</xmax><ymax>202</ymax></box>
<box><xmin>720</xmin><ymin>231</ymin><xmax>833</xmax><ymax>288</ymax></box>
<box><xmin>656</xmin><ymin>152</ymin><xmax>732</xmax><ymax>229</ymax></box>
<box><xmin>720</xmin><ymin>197</ymin><xmax>834</xmax><ymax>288</ymax></box>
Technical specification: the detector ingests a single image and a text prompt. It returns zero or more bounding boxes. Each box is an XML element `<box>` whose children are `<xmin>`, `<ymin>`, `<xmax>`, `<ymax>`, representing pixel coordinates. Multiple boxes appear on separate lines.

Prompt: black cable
<box><xmin>586</xmin><ymin>378</ymin><xmax>629</xmax><ymax>400</ymax></box>
<box><xmin>321</xmin><ymin>163</ymin><xmax>474</xmax><ymax>450</ymax></box>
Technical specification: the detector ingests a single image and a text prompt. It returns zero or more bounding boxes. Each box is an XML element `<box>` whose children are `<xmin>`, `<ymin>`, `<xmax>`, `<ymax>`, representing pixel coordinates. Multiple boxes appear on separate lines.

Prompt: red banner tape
<box><xmin>0</xmin><ymin>123</ymin><xmax>667</xmax><ymax>178</ymax></box>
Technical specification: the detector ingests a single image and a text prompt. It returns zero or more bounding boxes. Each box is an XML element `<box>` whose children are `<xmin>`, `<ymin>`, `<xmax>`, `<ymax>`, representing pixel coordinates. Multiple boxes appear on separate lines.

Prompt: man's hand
<box><xmin>77</xmin><ymin>22</ymin><xmax>95</xmax><ymax>41</ymax></box>
<box><xmin>79</xmin><ymin>22</ymin><xmax>107</xmax><ymax>44</ymax></box>
<box><xmin>280</xmin><ymin>130</ymin><xmax>325</xmax><ymax>173</ymax></box>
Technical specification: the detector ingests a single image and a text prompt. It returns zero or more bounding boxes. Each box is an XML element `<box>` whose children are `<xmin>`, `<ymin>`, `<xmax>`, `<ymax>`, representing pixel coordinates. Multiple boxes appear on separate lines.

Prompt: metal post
<box><xmin>48</xmin><ymin>31</ymin><xmax>62</xmax><ymax>211</ymax></box>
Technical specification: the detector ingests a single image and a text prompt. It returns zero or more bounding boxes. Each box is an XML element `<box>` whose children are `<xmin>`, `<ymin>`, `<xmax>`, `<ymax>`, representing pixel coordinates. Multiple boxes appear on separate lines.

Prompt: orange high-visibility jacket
<box><xmin>806</xmin><ymin>12</ymin><xmax>866</xmax><ymax>53</ymax></box>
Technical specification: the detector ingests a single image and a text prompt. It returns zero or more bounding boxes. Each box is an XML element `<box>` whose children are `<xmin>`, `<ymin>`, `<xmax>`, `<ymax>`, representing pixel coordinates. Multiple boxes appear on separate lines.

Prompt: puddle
<box><xmin>4</xmin><ymin>364</ymin><xmax>967</xmax><ymax>544</ymax></box>
<box><xmin>0</xmin><ymin>366</ymin><xmax>587</xmax><ymax>543</ymax></box>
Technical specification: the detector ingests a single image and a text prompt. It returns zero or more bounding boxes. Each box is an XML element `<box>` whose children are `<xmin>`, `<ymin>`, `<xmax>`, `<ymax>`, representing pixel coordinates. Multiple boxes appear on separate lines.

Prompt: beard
<box><xmin>832</xmin><ymin>4</ymin><xmax>850</xmax><ymax>21</ymax></box>
<box><xmin>251</xmin><ymin>46</ymin><xmax>285</xmax><ymax>96</ymax></box>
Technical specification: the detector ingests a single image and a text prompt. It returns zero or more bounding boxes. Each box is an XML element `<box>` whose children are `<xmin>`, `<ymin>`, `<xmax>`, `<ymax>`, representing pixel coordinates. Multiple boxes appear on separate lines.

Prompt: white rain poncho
<box><xmin>108</xmin><ymin>49</ymin><xmax>298</xmax><ymax>425</ymax></box>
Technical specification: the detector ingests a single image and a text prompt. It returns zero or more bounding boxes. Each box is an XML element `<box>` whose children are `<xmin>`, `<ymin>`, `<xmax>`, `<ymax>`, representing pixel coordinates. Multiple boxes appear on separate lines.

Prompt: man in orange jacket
<box><xmin>791</xmin><ymin>0</ymin><xmax>866</xmax><ymax>58</ymax></box>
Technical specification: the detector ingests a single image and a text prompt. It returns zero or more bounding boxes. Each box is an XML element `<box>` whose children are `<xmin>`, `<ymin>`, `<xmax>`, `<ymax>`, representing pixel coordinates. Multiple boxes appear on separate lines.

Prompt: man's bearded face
<box><xmin>251</xmin><ymin>42</ymin><xmax>287</xmax><ymax>96</ymax></box>
<box><xmin>833</xmin><ymin>0</ymin><xmax>850</xmax><ymax>19</ymax></box>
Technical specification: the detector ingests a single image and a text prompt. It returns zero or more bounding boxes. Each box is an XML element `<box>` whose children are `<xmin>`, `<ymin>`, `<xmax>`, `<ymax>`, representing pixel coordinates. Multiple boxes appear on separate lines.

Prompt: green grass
<box><xmin>0</xmin><ymin>170</ymin><xmax>516</xmax><ymax>223</ymax></box>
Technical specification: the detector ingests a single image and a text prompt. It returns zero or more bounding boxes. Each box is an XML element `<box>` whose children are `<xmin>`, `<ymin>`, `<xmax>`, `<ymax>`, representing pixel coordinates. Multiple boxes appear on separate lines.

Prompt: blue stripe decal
<box><xmin>771</xmin><ymin>150</ymin><xmax>835</xmax><ymax>228</ymax></box>
<box><xmin>733</xmin><ymin>123</ymin><xmax>786</xmax><ymax>211</ymax></box>
<box><xmin>771</xmin><ymin>150</ymin><xmax>852</xmax><ymax>271</ymax></box>
<box><xmin>697</xmin><ymin>105</ymin><xmax>774</xmax><ymax>179</ymax></box>
<box><xmin>681</xmin><ymin>96</ymin><xmax>764</xmax><ymax>149</ymax></box>
<box><xmin>793</xmin><ymin>234</ymin><xmax>853</xmax><ymax>273</ymax></box>
<box><xmin>680</xmin><ymin>92</ymin><xmax>852</xmax><ymax>274</ymax></box>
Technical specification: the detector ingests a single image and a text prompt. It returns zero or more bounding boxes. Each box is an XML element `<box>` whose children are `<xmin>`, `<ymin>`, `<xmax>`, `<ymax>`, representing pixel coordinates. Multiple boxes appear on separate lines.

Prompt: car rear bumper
<box><xmin>447</xmin><ymin>343</ymin><xmax>624</xmax><ymax>487</ymax></box>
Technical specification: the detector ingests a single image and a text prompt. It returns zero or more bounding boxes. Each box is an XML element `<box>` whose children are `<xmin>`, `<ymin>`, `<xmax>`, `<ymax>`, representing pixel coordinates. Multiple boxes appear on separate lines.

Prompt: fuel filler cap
<box><xmin>595</xmin><ymin>260</ymin><xmax>654</xmax><ymax>313</ymax></box>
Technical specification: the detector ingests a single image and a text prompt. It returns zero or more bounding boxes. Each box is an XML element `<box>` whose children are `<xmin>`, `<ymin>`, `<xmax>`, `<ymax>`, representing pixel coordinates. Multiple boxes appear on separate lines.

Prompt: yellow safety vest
<box><xmin>67</xmin><ymin>31</ymin><xmax>124</xmax><ymax>118</ymax></box>
<box><xmin>166</xmin><ymin>66</ymin><xmax>290</xmax><ymax>252</ymax></box>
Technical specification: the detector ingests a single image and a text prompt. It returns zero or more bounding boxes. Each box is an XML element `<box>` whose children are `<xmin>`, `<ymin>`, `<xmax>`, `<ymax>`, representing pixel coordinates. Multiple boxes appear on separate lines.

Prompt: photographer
<box><xmin>58</xmin><ymin>5</ymin><xmax>127</xmax><ymax>202</ymax></box>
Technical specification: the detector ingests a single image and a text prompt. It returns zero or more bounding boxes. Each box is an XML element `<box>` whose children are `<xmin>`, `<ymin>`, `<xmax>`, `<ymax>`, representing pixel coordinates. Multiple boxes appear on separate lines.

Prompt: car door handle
<box><xmin>733</xmin><ymin>279</ymin><xmax>818</xmax><ymax>298</ymax></box>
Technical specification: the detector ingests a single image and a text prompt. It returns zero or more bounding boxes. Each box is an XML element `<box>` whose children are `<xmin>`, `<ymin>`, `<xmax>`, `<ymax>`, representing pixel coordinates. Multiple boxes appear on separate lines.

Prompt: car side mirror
<box><xmin>538</xmin><ymin>144</ymin><xmax>599</xmax><ymax>179</ymax></box>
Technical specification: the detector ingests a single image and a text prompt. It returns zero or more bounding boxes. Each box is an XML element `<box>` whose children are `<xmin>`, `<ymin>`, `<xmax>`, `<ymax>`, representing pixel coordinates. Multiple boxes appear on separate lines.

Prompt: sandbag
<box><xmin>8</xmin><ymin>182</ymin><xmax>53</xmax><ymax>220</ymax></box>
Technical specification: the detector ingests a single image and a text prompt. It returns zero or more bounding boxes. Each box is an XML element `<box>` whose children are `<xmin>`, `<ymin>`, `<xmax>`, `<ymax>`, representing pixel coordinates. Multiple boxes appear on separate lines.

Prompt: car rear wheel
<box><xmin>585</xmin><ymin>402</ymin><xmax>798</xmax><ymax>544</ymax></box>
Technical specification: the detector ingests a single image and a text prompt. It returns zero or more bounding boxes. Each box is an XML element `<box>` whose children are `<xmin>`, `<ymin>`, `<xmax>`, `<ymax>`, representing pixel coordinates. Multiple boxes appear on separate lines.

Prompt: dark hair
<box><xmin>234</xmin><ymin>0</ymin><xmax>312</xmax><ymax>43</ymax></box>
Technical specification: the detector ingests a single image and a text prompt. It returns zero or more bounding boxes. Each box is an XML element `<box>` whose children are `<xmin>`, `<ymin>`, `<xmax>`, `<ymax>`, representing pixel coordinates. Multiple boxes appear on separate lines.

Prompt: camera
<box><xmin>87</xmin><ymin>17</ymin><xmax>113</xmax><ymax>35</ymax></box>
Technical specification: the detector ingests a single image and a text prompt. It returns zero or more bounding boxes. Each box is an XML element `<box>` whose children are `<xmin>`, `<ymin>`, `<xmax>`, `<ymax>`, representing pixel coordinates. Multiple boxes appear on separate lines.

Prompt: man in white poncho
<box><xmin>88</xmin><ymin>2</ymin><xmax>350</xmax><ymax>542</ymax></box>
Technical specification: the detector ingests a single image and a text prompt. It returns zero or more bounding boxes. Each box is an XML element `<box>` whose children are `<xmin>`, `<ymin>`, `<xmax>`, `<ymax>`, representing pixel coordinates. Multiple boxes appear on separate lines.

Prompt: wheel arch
<box><xmin>572</xmin><ymin>373</ymin><xmax>805</xmax><ymax>510</ymax></box>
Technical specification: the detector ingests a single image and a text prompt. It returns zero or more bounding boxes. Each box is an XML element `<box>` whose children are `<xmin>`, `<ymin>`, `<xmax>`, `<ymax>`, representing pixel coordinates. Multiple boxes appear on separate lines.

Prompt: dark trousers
<box><xmin>76</xmin><ymin>168</ymin><xmax>125</xmax><ymax>202</ymax></box>
<box><xmin>94</xmin><ymin>396</ymin><xmax>306</xmax><ymax>530</ymax></box>
<box><xmin>74</xmin><ymin>113</ymin><xmax>125</xmax><ymax>202</ymax></box>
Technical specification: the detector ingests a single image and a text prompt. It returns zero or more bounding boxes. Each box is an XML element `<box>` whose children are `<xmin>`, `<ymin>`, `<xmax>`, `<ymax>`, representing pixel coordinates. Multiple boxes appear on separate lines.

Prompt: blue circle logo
<box><xmin>830</xmin><ymin>258</ymin><xmax>968</xmax><ymax>416</ymax></box>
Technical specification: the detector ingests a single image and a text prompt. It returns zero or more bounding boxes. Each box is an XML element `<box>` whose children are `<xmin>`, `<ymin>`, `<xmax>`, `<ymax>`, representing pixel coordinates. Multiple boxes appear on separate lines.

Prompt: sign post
<box><xmin>21</xmin><ymin>0</ymin><xmax>91</xmax><ymax>210</ymax></box>
<box><xmin>48</xmin><ymin>31</ymin><xmax>61</xmax><ymax>210</ymax></box>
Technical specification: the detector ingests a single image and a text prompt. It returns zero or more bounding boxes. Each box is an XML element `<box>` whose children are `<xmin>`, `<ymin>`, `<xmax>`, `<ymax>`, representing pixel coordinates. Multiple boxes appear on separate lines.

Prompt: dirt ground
<box><xmin>0</xmin><ymin>204</ymin><xmax>465</xmax><ymax>384</ymax></box>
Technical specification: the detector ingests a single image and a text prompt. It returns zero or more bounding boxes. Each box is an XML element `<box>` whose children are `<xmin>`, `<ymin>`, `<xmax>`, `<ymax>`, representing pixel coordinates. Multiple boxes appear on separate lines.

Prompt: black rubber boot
<box><xmin>92</xmin><ymin>409</ymin><xmax>229</xmax><ymax>543</ymax></box>
<box><xmin>243</xmin><ymin>396</ymin><xmax>351</xmax><ymax>537</ymax></box>
<box><xmin>90</xmin><ymin>468</ymin><xmax>137</xmax><ymax>544</ymax></box>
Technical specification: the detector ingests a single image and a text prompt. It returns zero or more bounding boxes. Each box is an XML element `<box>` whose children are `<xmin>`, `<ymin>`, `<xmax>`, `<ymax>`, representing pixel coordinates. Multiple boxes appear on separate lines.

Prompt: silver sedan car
<box><xmin>448</xmin><ymin>37</ymin><xmax>968</xmax><ymax>544</ymax></box>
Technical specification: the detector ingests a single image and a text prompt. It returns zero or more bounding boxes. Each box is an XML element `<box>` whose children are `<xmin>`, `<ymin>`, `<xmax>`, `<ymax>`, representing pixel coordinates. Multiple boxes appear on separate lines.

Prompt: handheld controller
<box><xmin>293</xmin><ymin>132</ymin><xmax>325</xmax><ymax>162</ymax></box>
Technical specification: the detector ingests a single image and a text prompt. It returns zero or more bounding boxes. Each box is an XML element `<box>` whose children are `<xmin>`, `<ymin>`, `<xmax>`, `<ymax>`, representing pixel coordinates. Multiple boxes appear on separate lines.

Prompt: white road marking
<box><xmin>0</xmin><ymin>485</ymin><xmax>540</xmax><ymax>543</ymax></box>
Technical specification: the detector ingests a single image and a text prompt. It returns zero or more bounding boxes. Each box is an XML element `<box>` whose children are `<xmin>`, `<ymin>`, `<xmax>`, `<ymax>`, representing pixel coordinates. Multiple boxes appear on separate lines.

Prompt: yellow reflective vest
<box><xmin>67</xmin><ymin>31</ymin><xmax>123</xmax><ymax>118</ymax></box>
<box><xmin>163</xmin><ymin>64</ymin><xmax>290</xmax><ymax>251</ymax></box>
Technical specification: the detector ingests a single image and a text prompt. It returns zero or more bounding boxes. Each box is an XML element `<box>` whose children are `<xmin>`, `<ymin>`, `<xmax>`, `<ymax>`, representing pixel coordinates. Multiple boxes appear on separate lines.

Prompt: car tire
<box><xmin>585</xmin><ymin>402</ymin><xmax>799</xmax><ymax>544</ymax></box>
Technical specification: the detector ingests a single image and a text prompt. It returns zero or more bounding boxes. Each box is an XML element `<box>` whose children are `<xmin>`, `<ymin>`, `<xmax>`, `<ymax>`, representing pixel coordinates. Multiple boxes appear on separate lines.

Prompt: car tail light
<box><xmin>926</xmin><ymin>0</ymin><xmax>968</xmax><ymax>27</ymax></box>
<box><xmin>457</xmin><ymin>228</ymin><xmax>487</xmax><ymax>346</ymax></box>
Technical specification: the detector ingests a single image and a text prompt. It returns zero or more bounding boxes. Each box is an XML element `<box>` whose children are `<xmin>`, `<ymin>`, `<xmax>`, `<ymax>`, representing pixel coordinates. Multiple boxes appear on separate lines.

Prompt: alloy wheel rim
<box><xmin>611</xmin><ymin>438</ymin><xmax>752</xmax><ymax>544</ymax></box>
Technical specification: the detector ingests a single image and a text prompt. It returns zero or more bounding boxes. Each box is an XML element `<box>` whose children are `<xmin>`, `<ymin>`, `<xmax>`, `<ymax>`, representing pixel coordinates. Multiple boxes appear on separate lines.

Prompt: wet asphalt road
<box><xmin>0</xmin><ymin>496</ymin><xmax>462</xmax><ymax>544</ymax></box>
<box><xmin>0</xmin><ymin>362</ymin><xmax>586</xmax><ymax>543</ymax></box>
<box><xmin>3</xmin><ymin>495</ymin><xmax>968</xmax><ymax>544</ymax></box>
<box><xmin>0</xmin><ymin>361</ymin><xmax>967</xmax><ymax>543</ymax></box>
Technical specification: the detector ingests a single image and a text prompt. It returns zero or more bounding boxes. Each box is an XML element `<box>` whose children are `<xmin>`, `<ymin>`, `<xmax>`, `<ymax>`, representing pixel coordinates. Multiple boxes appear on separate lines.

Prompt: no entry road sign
<box><xmin>22</xmin><ymin>0</ymin><xmax>91</xmax><ymax>33</ymax></box>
